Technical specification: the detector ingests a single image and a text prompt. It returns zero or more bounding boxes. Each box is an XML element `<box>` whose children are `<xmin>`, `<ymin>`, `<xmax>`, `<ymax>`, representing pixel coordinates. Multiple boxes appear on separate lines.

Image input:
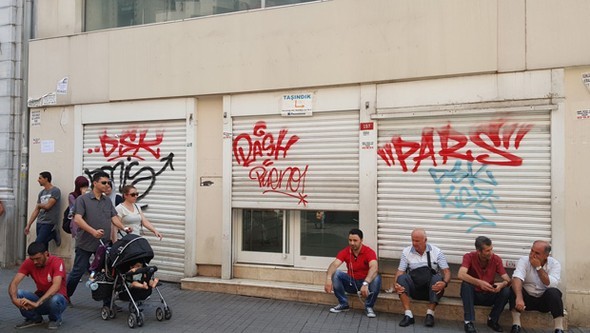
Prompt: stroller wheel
<box><xmin>164</xmin><ymin>307</ymin><xmax>172</xmax><ymax>320</ymax></box>
<box><xmin>127</xmin><ymin>313</ymin><xmax>137</xmax><ymax>328</ymax></box>
<box><xmin>137</xmin><ymin>312</ymin><xmax>144</xmax><ymax>327</ymax></box>
<box><xmin>156</xmin><ymin>307</ymin><xmax>164</xmax><ymax>321</ymax></box>
<box><xmin>101</xmin><ymin>306</ymin><xmax>110</xmax><ymax>320</ymax></box>
<box><xmin>109</xmin><ymin>307</ymin><xmax>117</xmax><ymax>319</ymax></box>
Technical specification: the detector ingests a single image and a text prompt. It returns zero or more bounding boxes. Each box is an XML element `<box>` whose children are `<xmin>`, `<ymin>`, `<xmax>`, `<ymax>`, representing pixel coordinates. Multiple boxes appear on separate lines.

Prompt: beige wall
<box><xmin>563</xmin><ymin>66</ymin><xmax>590</xmax><ymax>326</ymax></box>
<box><xmin>27</xmin><ymin>106</ymin><xmax>76</xmax><ymax>266</ymax></box>
<box><xmin>195</xmin><ymin>97</ymin><xmax>223</xmax><ymax>265</ymax></box>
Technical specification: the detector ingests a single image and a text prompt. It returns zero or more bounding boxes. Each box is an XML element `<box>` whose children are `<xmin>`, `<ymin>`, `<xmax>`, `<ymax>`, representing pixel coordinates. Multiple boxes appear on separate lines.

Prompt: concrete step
<box><xmin>181</xmin><ymin>276</ymin><xmax>562</xmax><ymax>329</ymax></box>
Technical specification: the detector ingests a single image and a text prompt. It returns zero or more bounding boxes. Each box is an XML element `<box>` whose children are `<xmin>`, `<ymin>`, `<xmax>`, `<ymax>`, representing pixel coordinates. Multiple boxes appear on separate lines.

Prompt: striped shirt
<box><xmin>398</xmin><ymin>243</ymin><xmax>449</xmax><ymax>272</ymax></box>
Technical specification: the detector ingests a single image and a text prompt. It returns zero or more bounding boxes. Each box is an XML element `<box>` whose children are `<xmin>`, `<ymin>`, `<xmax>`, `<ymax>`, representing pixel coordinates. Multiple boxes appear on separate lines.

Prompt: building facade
<box><xmin>25</xmin><ymin>0</ymin><xmax>590</xmax><ymax>325</ymax></box>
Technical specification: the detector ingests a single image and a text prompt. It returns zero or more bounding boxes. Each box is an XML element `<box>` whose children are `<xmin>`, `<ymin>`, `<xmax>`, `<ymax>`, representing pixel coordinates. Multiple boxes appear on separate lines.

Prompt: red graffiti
<box><xmin>88</xmin><ymin>129</ymin><xmax>164</xmax><ymax>161</ymax></box>
<box><xmin>233</xmin><ymin>121</ymin><xmax>299</xmax><ymax>167</ymax></box>
<box><xmin>234</xmin><ymin>121</ymin><xmax>308</xmax><ymax>205</ymax></box>
<box><xmin>377</xmin><ymin>120</ymin><xmax>533</xmax><ymax>172</ymax></box>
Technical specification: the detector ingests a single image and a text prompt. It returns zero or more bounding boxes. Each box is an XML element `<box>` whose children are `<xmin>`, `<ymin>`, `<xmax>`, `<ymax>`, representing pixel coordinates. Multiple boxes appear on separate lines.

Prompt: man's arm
<box><xmin>111</xmin><ymin>215</ymin><xmax>127</xmax><ymax>231</ymax></box>
<box><xmin>74</xmin><ymin>213</ymin><xmax>104</xmax><ymax>239</ymax></box>
<box><xmin>29</xmin><ymin>275</ymin><xmax>63</xmax><ymax>309</ymax></box>
<box><xmin>432</xmin><ymin>267</ymin><xmax>451</xmax><ymax>293</ymax></box>
<box><xmin>457</xmin><ymin>266</ymin><xmax>495</xmax><ymax>292</ymax></box>
<box><xmin>24</xmin><ymin>207</ymin><xmax>40</xmax><ymax>235</ymax></box>
<box><xmin>324</xmin><ymin>258</ymin><xmax>342</xmax><ymax>293</ymax></box>
<box><xmin>393</xmin><ymin>269</ymin><xmax>406</xmax><ymax>294</ymax></box>
<box><xmin>512</xmin><ymin>277</ymin><xmax>525</xmax><ymax>312</ymax></box>
<box><xmin>8</xmin><ymin>272</ymin><xmax>27</xmax><ymax>308</ymax></box>
<box><xmin>37</xmin><ymin>197</ymin><xmax>57</xmax><ymax>211</ymax></box>
<box><xmin>360</xmin><ymin>259</ymin><xmax>378</xmax><ymax>297</ymax></box>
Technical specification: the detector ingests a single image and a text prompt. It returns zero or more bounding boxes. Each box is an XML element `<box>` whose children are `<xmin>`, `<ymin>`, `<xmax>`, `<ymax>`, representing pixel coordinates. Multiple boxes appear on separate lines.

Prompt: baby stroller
<box><xmin>92</xmin><ymin>234</ymin><xmax>172</xmax><ymax>328</ymax></box>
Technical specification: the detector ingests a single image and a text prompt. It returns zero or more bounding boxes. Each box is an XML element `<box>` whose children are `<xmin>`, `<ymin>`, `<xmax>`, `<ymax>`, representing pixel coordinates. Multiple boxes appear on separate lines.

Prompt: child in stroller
<box><xmin>95</xmin><ymin>234</ymin><xmax>171</xmax><ymax>328</ymax></box>
<box><xmin>127</xmin><ymin>261</ymin><xmax>159</xmax><ymax>290</ymax></box>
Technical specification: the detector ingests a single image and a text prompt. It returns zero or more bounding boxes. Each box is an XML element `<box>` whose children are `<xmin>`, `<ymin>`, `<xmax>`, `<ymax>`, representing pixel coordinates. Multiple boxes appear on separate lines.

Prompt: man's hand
<box><xmin>360</xmin><ymin>284</ymin><xmax>369</xmax><ymax>298</ymax></box>
<box><xmin>432</xmin><ymin>281</ymin><xmax>446</xmax><ymax>294</ymax></box>
<box><xmin>24</xmin><ymin>226</ymin><xmax>30</xmax><ymax>235</ymax></box>
<box><xmin>529</xmin><ymin>253</ymin><xmax>542</xmax><ymax>268</ymax></box>
<box><xmin>477</xmin><ymin>280</ymin><xmax>496</xmax><ymax>293</ymax></box>
<box><xmin>514</xmin><ymin>296</ymin><xmax>525</xmax><ymax>312</ymax></box>
<box><xmin>324</xmin><ymin>280</ymin><xmax>333</xmax><ymax>294</ymax></box>
<box><xmin>394</xmin><ymin>282</ymin><xmax>405</xmax><ymax>294</ymax></box>
<box><xmin>93</xmin><ymin>228</ymin><xmax>105</xmax><ymax>239</ymax></box>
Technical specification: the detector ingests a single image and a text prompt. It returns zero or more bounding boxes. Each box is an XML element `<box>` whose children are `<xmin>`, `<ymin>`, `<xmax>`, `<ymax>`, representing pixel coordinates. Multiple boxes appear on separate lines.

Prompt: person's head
<box><xmin>122</xmin><ymin>185</ymin><xmax>139</xmax><ymax>202</ymax></box>
<box><xmin>104</xmin><ymin>181</ymin><xmax>113</xmax><ymax>196</ymax></box>
<box><xmin>530</xmin><ymin>240</ymin><xmax>551</xmax><ymax>264</ymax></box>
<box><xmin>91</xmin><ymin>171</ymin><xmax>110</xmax><ymax>194</ymax></box>
<box><xmin>27</xmin><ymin>242</ymin><xmax>49</xmax><ymax>268</ymax></box>
<box><xmin>475</xmin><ymin>236</ymin><xmax>493</xmax><ymax>261</ymax></box>
<box><xmin>74</xmin><ymin>176</ymin><xmax>90</xmax><ymax>197</ymax></box>
<box><xmin>131</xmin><ymin>262</ymin><xmax>143</xmax><ymax>270</ymax></box>
<box><xmin>411</xmin><ymin>228</ymin><xmax>427</xmax><ymax>254</ymax></box>
<box><xmin>38</xmin><ymin>171</ymin><xmax>52</xmax><ymax>186</ymax></box>
<box><xmin>348</xmin><ymin>228</ymin><xmax>364</xmax><ymax>252</ymax></box>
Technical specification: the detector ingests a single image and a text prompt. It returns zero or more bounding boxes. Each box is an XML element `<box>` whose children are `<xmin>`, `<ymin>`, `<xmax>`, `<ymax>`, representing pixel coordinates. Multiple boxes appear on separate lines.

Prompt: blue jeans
<box><xmin>332</xmin><ymin>270</ymin><xmax>381</xmax><ymax>308</ymax></box>
<box><xmin>17</xmin><ymin>290</ymin><xmax>66</xmax><ymax>322</ymax></box>
<box><xmin>397</xmin><ymin>272</ymin><xmax>443</xmax><ymax>303</ymax></box>
<box><xmin>461</xmin><ymin>282</ymin><xmax>510</xmax><ymax>322</ymax></box>
<box><xmin>35</xmin><ymin>223</ymin><xmax>57</xmax><ymax>249</ymax></box>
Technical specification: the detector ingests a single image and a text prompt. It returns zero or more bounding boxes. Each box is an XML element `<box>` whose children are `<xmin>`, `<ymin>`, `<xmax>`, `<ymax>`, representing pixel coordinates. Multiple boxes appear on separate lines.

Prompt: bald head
<box><xmin>411</xmin><ymin>228</ymin><xmax>427</xmax><ymax>254</ymax></box>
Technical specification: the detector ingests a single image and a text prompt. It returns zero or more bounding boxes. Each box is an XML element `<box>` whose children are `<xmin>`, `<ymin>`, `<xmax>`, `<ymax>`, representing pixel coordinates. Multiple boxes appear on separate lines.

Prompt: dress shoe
<box><xmin>510</xmin><ymin>324</ymin><xmax>521</xmax><ymax>333</ymax></box>
<box><xmin>424</xmin><ymin>314</ymin><xmax>435</xmax><ymax>327</ymax></box>
<box><xmin>464</xmin><ymin>321</ymin><xmax>477</xmax><ymax>333</ymax></box>
<box><xmin>487</xmin><ymin>319</ymin><xmax>503</xmax><ymax>332</ymax></box>
<box><xmin>554</xmin><ymin>330</ymin><xmax>564</xmax><ymax>333</ymax></box>
<box><xmin>399</xmin><ymin>315</ymin><xmax>415</xmax><ymax>327</ymax></box>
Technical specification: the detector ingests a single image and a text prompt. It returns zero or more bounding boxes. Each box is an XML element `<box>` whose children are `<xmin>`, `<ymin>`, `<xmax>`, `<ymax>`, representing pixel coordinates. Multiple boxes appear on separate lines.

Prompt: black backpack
<box><xmin>62</xmin><ymin>207</ymin><xmax>72</xmax><ymax>234</ymax></box>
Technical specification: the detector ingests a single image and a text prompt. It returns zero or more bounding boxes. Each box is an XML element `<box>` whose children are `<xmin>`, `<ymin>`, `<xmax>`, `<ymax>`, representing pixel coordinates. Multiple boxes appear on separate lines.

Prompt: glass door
<box><xmin>236</xmin><ymin>209</ymin><xmax>293</xmax><ymax>265</ymax></box>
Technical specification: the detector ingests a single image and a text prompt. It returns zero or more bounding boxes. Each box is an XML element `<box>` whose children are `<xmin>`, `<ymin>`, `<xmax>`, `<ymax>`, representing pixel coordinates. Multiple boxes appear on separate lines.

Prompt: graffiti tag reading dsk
<box><xmin>233</xmin><ymin>121</ymin><xmax>309</xmax><ymax>205</ymax></box>
<box><xmin>85</xmin><ymin>128</ymin><xmax>174</xmax><ymax>200</ymax></box>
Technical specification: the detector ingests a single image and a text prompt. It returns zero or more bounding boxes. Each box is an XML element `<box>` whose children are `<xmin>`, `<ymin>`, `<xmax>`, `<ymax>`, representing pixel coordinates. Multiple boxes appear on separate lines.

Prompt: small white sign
<box><xmin>41</xmin><ymin>140</ymin><xmax>55</xmax><ymax>153</ymax></box>
<box><xmin>576</xmin><ymin>109</ymin><xmax>590</xmax><ymax>119</ymax></box>
<box><xmin>57</xmin><ymin>77</ymin><xmax>69</xmax><ymax>94</ymax></box>
<box><xmin>31</xmin><ymin>110</ymin><xmax>41</xmax><ymax>126</ymax></box>
<box><xmin>281</xmin><ymin>93</ymin><xmax>313</xmax><ymax>116</ymax></box>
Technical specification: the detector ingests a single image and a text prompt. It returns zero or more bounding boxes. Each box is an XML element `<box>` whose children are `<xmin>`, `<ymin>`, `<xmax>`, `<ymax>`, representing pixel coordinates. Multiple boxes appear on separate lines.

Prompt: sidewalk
<box><xmin>0</xmin><ymin>266</ymin><xmax>587</xmax><ymax>333</ymax></box>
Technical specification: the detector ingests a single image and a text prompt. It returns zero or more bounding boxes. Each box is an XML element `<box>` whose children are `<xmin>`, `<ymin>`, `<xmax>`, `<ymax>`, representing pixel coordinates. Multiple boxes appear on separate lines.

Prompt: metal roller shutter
<box><xmin>377</xmin><ymin>105</ymin><xmax>553</xmax><ymax>267</ymax></box>
<box><xmin>83</xmin><ymin>120</ymin><xmax>186</xmax><ymax>281</ymax></box>
<box><xmin>232</xmin><ymin>111</ymin><xmax>359</xmax><ymax>211</ymax></box>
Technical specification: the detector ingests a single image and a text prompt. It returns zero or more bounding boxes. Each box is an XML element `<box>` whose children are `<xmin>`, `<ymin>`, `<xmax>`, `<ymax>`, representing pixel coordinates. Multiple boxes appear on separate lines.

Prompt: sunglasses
<box><xmin>100</xmin><ymin>181</ymin><xmax>109</xmax><ymax>185</ymax></box>
<box><xmin>128</xmin><ymin>192</ymin><xmax>139</xmax><ymax>197</ymax></box>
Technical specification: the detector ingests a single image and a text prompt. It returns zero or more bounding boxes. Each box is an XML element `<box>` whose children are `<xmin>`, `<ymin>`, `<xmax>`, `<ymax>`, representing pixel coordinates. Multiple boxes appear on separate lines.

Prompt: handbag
<box><xmin>408</xmin><ymin>251</ymin><xmax>437</xmax><ymax>288</ymax></box>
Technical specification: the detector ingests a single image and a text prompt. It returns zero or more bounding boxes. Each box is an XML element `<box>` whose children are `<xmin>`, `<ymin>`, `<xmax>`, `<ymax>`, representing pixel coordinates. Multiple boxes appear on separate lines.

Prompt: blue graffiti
<box><xmin>429</xmin><ymin>161</ymin><xmax>499</xmax><ymax>232</ymax></box>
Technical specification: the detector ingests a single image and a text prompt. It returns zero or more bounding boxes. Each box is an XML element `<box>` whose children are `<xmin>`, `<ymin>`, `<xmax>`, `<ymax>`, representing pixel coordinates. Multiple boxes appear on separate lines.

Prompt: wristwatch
<box><xmin>535</xmin><ymin>266</ymin><xmax>542</xmax><ymax>271</ymax></box>
<box><xmin>362</xmin><ymin>281</ymin><xmax>369</xmax><ymax>286</ymax></box>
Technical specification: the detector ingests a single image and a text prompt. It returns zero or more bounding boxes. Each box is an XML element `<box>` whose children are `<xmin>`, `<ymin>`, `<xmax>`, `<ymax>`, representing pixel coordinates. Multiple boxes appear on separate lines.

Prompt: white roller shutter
<box><xmin>232</xmin><ymin>111</ymin><xmax>359</xmax><ymax>211</ymax></box>
<box><xmin>82</xmin><ymin>120</ymin><xmax>186</xmax><ymax>281</ymax></box>
<box><xmin>377</xmin><ymin>105</ymin><xmax>553</xmax><ymax>266</ymax></box>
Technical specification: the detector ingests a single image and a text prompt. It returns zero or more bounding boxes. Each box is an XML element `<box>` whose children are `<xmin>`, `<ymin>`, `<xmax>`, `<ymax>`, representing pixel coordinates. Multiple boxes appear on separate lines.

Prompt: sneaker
<box><xmin>48</xmin><ymin>319</ymin><xmax>62</xmax><ymax>330</ymax></box>
<box><xmin>15</xmin><ymin>319</ymin><xmax>43</xmax><ymax>329</ymax></box>
<box><xmin>365</xmin><ymin>307</ymin><xmax>376</xmax><ymax>318</ymax></box>
<box><xmin>329</xmin><ymin>304</ymin><xmax>350</xmax><ymax>313</ymax></box>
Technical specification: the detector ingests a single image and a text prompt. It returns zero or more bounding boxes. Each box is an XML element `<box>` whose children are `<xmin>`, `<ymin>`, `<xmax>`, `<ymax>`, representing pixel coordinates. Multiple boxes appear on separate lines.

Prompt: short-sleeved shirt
<box><xmin>335</xmin><ymin>245</ymin><xmax>378</xmax><ymax>281</ymax></box>
<box><xmin>74</xmin><ymin>192</ymin><xmax>117</xmax><ymax>252</ymax></box>
<box><xmin>36</xmin><ymin>187</ymin><xmax>61</xmax><ymax>225</ymax></box>
<box><xmin>115</xmin><ymin>203</ymin><xmax>142</xmax><ymax>236</ymax></box>
<box><xmin>398</xmin><ymin>243</ymin><xmax>449</xmax><ymax>272</ymax></box>
<box><xmin>18</xmin><ymin>255</ymin><xmax>68</xmax><ymax>301</ymax></box>
<box><xmin>461</xmin><ymin>251</ymin><xmax>507</xmax><ymax>292</ymax></box>
<box><xmin>513</xmin><ymin>255</ymin><xmax>561</xmax><ymax>297</ymax></box>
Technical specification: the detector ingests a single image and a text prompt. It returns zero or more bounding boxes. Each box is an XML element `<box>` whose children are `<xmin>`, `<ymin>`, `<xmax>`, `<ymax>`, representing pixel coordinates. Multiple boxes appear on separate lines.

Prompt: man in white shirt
<box><xmin>510</xmin><ymin>240</ymin><xmax>564</xmax><ymax>333</ymax></box>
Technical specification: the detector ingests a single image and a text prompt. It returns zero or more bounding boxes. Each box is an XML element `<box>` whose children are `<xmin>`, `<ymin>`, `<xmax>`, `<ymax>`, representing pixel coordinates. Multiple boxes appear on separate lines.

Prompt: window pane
<box><xmin>300</xmin><ymin>210</ymin><xmax>358</xmax><ymax>257</ymax></box>
<box><xmin>242</xmin><ymin>209</ymin><xmax>285</xmax><ymax>253</ymax></box>
<box><xmin>266</xmin><ymin>0</ymin><xmax>316</xmax><ymax>7</ymax></box>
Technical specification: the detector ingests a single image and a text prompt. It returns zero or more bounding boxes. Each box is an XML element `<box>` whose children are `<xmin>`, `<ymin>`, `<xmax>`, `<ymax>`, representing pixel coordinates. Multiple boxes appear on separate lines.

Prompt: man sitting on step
<box><xmin>509</xmin><ymin>240</ymin><xmax>565</xmax><ymax>333</ymax></box>
<box><xmin>324</xmin><ymin>228</ymin><xmax>381</xmax><ymax>318</ymax></box>
<box><xmin>458</xmin><ymin>236</ymin><xmax>511</xmax><ymax>333</ymax></box>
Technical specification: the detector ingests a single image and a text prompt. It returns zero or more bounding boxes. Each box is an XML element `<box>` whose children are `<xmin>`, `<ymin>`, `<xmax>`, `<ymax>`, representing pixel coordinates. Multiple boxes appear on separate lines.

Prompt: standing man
<box><xmin>510</xmin><ymin>240</ymin><xmax>564</xmax><ymax>333</ymax></box>
<box><xmin>66</xmin><ymin>171</ymin><xmax>127</xmax><ymax>304</ymax></box>
<box><xmin>8</xmin><ymin>241</ymin><xmax>68</xmax><ymax>329</ymax></box>
<box><xmin>458</xmin><ymin>236</ymin><xmax>511</xmax><ymax>333</ymax></box>
<box><xmin>25</xmin><ymin>171</ymin><xmax>61</xmax><ymax>248</ymax></box>
<box><xmin>394</xmin><ymin>228</ymin><xmax>450</xmax><ymax>328</ymax></box>
<box><xmin>324</xmin><ymin>228</ymin><xmax>381</xmax><ymax>318</ymax></box>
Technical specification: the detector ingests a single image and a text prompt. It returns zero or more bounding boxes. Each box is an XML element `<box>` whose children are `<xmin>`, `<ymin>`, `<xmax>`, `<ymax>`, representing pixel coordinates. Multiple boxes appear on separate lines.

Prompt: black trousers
<box><xmin>509</xmin><ymin>287</ymin><xmax>563</xmax><ymax>318</ymax></box>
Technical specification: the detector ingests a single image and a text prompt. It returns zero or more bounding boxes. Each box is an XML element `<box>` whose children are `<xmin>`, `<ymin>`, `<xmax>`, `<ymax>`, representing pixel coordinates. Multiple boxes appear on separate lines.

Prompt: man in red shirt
<box><xmin>324</xmin><ymin>228</ymin><xmax>381</xmax><ymax>318</ymax></box>
<box><xmin>458</xmin><ymin>236</ymin><xmax>511</xmax><ymax>333</ymax></box>
<box><xmin>8</xmin><ymin>241</ymin><xmax>68</xmax><ymax>330</ymax></box>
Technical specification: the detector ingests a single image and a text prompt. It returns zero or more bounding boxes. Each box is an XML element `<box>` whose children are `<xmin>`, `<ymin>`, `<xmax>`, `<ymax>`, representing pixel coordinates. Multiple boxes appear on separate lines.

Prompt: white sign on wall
<box><xmin>583</xmin><ymin>72</ymin><xmax>590</xmax><ymax>93</ymax></box>
<box><xmin>281</xmin><ymin>93</ymin><xmax>313</xmax><ymax>116</ymax></box>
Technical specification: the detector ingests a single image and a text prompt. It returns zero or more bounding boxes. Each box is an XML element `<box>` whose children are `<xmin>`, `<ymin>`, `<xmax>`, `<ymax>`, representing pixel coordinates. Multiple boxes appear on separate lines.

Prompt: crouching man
<box><xmin>324</xmin><ymin>228</ymin><xmax>381</xmax><ymax>318</ymax></box>
<box><xmin>8</xmin><ymin>241</ymin><xmax>68</xmax><ymax>329</ymax></box>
